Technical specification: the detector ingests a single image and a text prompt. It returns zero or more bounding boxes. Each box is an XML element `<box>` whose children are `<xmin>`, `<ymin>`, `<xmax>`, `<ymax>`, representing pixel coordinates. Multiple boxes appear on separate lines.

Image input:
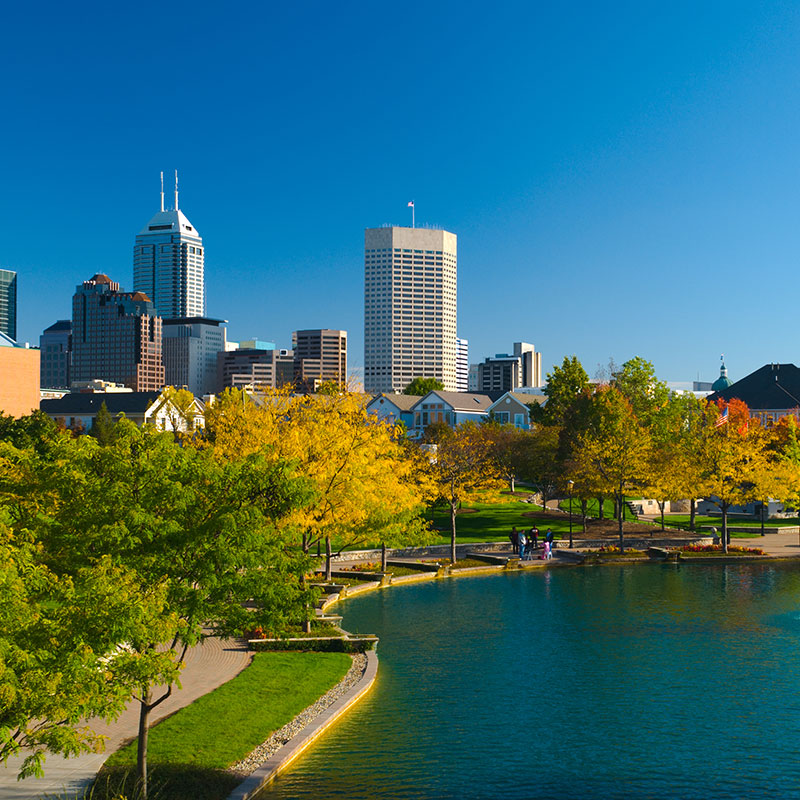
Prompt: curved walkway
<box><xmin>0</xmin><ymin>636</ymin><xmax>251</xmax><ymax>800</ymax></box>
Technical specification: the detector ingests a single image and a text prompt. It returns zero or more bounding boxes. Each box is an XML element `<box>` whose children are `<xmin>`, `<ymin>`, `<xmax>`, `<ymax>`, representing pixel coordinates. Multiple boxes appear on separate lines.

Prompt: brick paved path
<box><xmin>0</xmin><ymin>636</ymin><xmax>251</xmax><ymax>800</ymax></box>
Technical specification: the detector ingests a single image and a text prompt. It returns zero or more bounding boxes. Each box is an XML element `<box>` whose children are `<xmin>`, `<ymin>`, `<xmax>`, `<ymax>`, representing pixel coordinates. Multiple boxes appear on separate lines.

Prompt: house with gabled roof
<box><xmin>486</xmin><ymin>391</ymin><xmax>544</xmax><ymax>430</ymax></box>
<box><xmin>409</xmin><ymin>390</ymin><xmax>495</xmax><ymax>437</ymax></box>
<box><xmin>40</xmin><ymin>388</ymin><xmax>204</xmax><ymax>433</ymax></box>
<box><xmin>366</xmin><ymin>393</ymin><xmax>421</xmax><ymax>429</ymax></box>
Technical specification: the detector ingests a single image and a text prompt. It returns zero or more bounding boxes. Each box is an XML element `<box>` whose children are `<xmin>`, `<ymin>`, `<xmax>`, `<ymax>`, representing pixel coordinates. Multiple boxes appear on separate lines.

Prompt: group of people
<box><xmin>510</xmin><ymin>526</ymin><xmax>554</xmax><ymax>560</ymax></box>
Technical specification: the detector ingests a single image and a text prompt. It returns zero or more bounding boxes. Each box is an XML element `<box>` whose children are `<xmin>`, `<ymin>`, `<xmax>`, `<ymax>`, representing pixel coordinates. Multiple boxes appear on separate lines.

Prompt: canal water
<box><xmin>259</xmin><ymin>564</ymin><xmax>800</xmax><ymax>799</ymax></box>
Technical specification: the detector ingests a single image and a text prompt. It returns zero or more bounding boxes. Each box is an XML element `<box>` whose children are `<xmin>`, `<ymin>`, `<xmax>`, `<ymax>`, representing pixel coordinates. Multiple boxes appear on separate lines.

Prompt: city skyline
<box><xmin>4</xmin><ymin>3</ymin><xmax>800</xmax><ymax>387</ymax></box>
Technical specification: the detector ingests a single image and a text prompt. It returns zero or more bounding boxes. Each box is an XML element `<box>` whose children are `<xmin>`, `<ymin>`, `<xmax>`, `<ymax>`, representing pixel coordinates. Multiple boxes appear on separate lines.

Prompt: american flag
<box><xmin>715</xmin><ymin>407</ymin><xmax>729</xmax><ymax>428</ymax></box>
<box><xmin>407</xmin><ymin>201</ymin><xmax>414</xmax><ymax>208</ymax></box>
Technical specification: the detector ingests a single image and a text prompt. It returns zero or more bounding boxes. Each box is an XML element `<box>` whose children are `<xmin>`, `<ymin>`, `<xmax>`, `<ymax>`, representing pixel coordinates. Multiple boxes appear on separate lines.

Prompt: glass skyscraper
<box><xmin>0</xmin><ymin>269</ymin><xmax>17</xmax><ymax>341</ymax></box>
<box><xmin>133</xmin><ymin>176</ymin><xmax>204</xmax><ymax>319</ymax></box>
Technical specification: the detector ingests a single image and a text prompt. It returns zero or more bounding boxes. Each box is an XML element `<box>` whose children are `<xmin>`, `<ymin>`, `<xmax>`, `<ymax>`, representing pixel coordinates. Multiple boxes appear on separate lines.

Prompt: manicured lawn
<box><xmin>559</xmin><ymin>497</ymin><xmax>638</xmax><ymax>523</ymax></box>
<box><xmin>427</xmin><ymin>496</ymin><xmax>573</xmax><ymax>542</ymax></box>
<box><xmin>96</xmin><ymin>651</ymin><xmax>352</xmax><ymax>800</ymax></box>
<box><xmin>659</xmin><ymin>514</ymin><xmax>786</xmax><ymax>537</ymax></box>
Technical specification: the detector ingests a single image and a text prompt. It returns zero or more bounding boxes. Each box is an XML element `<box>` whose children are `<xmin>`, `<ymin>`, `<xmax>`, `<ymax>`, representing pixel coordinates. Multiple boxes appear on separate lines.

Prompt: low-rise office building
<box><xmin>162</xmin><ymin>316</ymin><xmax>227</xmax><ymax>396</ymax></box>
<box><xmin>0</xmin><ymin>332</ymin><xmax>39</xmax><ymax>417</ymax></box>
<box><xmin>476</xmin><ymin>342</ymin><xmax>542</xmax><ymax>394</ymax></box>
<box><xmin>217</xmin><ymin>348</ymin><xmax>295</xmax><ymax>391</ymax></box>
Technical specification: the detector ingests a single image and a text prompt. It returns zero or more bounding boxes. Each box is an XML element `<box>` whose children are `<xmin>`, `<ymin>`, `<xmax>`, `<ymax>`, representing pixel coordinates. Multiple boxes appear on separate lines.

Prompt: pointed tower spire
<box><xmin>160</xmin><ymin>171</ymin><xmax>165</xmax><ymax>212</ymax></box>
<box><xmin>174</xmin><ymin>170</ymin><xmax>179</xmax><ymax>211</ymax></box>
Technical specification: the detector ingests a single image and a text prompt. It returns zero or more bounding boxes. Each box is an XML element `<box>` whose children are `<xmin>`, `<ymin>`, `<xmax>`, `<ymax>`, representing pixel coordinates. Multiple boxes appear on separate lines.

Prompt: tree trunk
<box><xmin>617</xmin><ymin>490</ymin><xmax>624</xmax><ymax>551</ymax></box>
<box><xmin>137</xmin><ymin>692</ymin><xmax>151</xmax><ymax>800</ymax></box>
<box><xmin>761</xmin><ymin>500</ymin><xmax>766</xmax><ymax>536</ymax></box>
<box><xmin>689</xmin><ymin>498</ymin><xmax>696</xmax><ymax>532</ymax></box>
<box><xmin>450</xmin><ymin>500</ymin><xmax>457</xmax><ymax>565</ymax></box>
<box><xmin>598</xmin><ymin>496</ymin><xmax>605</xmax><ymax>520</ymax></box>
<box><xmin>509</xmin><ymin>475</ymin><xmax>515</xmax><ymax>493</ymax></box>
<box><xmin>581</xmin><ymin>498</ymin><xmax>587</xmax><ymax>533</ymax></box>
<box><xmin>722</xmin><ymin>503</ymin><xmax>729</xmax><ymax>553</ymax></box>
<box><xmin>381</xmin><ymin>541</ymin><xmax>387</xmax><ymax>572</ymax></box>
<box><xmin>659</xmin><ymin>501</ymin><xmax>665</xmax><ymax>531</ymax></box>
<box><xmin>325</xmin><ymin>535</ymin><xmax>332</xmax><ymax>581</ymax></box>
<box><xmin>301</xmin><ymin>570</ymin><xmax>312</xmax><ymax>634</ymax></box>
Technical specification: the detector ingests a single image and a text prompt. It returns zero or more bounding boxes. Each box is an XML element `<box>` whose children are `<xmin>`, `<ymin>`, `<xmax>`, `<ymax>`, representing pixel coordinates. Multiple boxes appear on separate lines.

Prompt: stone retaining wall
<box><xmin>700</xmin><ymin>525</ymin><xmax>800</xmax><ymax>535</ymax></box>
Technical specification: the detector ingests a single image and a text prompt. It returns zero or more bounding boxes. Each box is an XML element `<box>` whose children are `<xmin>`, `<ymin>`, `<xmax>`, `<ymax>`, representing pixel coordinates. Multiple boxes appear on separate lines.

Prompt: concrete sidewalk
<box><xmin>0</xmin><ymin>636</ymin><xmax>251</xmax><ymax>800</ymax></box>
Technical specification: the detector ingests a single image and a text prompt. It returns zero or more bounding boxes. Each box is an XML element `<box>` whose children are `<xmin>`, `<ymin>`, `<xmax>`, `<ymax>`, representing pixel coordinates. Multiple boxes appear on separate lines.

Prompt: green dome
<box><xmin>712</xmin><ymin>361</ymin><xmax>732</xmax><ymax>392</ymax></box>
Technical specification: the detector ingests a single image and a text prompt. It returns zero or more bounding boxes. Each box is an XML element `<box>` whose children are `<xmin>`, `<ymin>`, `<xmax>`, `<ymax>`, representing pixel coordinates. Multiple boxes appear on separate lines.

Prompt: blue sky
<box><xmin>2</xmin><ymin>1</ymin><xmax>800</xmax><ymax>386</ymax></box>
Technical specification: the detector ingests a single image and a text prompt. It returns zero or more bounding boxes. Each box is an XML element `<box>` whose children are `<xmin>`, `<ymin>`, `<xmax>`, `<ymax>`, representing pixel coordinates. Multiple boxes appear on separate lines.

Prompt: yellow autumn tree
<box><xmin>572</xmin><ymin>387</ymin><xmax>651</xmax><ymax>550</ymax></box>
<box><xmin>428</xmin><ymin>421</ymin><xmax>502</xmax><ymax>564</ymax></box>
<box><xmin>204</xmin><ymin>387</ymin><xmax>431</xmax><ymax>578</ymax></box>
<box><xmin>695</xmin><ymin>399</ymin><xmax>771</xmax><ymax>552</ymax></box>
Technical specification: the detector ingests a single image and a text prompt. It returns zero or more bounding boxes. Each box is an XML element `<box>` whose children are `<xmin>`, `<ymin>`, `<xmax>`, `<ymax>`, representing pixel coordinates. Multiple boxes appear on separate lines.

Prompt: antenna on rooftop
<box><xmin>160</xmin><ymin>171</ymin><xmax>165</xmax><ymax>212</ymax></box>
<box><xmin>174</xmin><ymin>170</ymin><xmax>179</xmax><ymax>211</ymax></box>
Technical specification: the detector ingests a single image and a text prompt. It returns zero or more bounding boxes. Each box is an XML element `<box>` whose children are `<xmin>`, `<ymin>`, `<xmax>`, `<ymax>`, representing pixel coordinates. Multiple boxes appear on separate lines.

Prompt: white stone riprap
<box><xmin>229</xmin><ymin>652</ymin><xmax>367</xmax><ymax>776</ymax></box>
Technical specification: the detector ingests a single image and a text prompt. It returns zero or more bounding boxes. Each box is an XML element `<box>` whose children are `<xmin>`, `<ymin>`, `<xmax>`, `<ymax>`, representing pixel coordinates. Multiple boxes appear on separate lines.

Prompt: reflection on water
<box><xmin>259</xmin><ymin>564</ymin><xmax>800</xmax><ymax>799</ymax></box>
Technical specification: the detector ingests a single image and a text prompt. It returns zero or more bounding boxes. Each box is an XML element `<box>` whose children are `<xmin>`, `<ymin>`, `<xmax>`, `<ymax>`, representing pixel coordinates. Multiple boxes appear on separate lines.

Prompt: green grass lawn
<box><xmin>95</xmin><ymin>651</ymin><xmax>352</xmax><ymax>800</ymax></box>
<box><xmin>426</xmin><ymin>497</ymin><xmax>576</xmax><ymax>542</ymax></box>
<box><xmin>657</xmin><ymin>514</ymin><xmax>792</xmax><ymax>537</ymax></box>
<box><xmin>559</xmin><ymin>497</ymin><xmax>638</xmax><ymax>522</ymax></box>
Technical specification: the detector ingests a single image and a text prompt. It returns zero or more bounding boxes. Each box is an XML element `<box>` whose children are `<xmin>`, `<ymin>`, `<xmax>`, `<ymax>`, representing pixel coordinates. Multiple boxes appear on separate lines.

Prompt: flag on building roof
<box><xmin>715</xmin><ymin>406</ymin><xmax>729</xmax><ymax>428</ymax></box>
<box><xmin>407</xmin><ymin>200</ymin><xmax>414</xmax><ymax>207</ymax></box>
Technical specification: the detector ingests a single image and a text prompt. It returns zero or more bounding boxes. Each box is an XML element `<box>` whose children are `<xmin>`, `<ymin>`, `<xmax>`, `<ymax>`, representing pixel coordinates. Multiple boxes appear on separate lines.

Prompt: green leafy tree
<box><xmin>403</xmin><ymin>376</ymin><xmax>444</xmax><ymax>396</ymax></box>
<box><xmin>480</xmin><ymin>422</ymin><xmax>532</xmax><ymax>492</ymax></box>
<box><xmin>611</xmin><ymin>356</ymin><xmax>669</xmax><ymax>426</ymax></box>
<box><xmin>0</xmin><ymin>513</ymin><xmax>173</xmax><ymax>780</ymax></box>
<box><xmin>2</xmin><ymin>421</ymin><xmax>313</xmax><ymax>798</ymax></box>
<box><xmin>538</xmin><ymin>356</ymin><xmax>590</xmax><ymax>426</ymax></box>
<box><xmin>429</xmin><ymin>422</ymin><xmax>501</xmax><ymax>564</ymax></box>
<box><xmin>88</xmin><ymin>401</ymin><xmax>116</xmax><ymax>446</ymax></box>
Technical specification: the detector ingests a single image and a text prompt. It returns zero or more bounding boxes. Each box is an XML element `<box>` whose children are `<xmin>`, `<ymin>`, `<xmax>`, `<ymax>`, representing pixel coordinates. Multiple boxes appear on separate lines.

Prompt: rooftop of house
<box><xmin>368</xmin><ymin>393</ymin><xmax>422</xmax><ymax>411</ymax></box>
<box><xmin>416</xmin><ymin>390</ymin><xmax>497</xmax><ymax>412</ymax></box>
<box><xmin>41</xmin><ymin>391</ymin><xmax>162</xmax><ymax>415</ymax></box>
<box><xmin>707</xmin><ymin>363</ymin><xmax>800</xmax><ymax>410</ymax></box>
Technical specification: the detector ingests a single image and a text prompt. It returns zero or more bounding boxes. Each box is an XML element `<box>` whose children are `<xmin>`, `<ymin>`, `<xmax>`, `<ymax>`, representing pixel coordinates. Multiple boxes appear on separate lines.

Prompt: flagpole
<box><xmin>413</xmin><ymin>203</ymin><xmax>415</xmax><ymax>228</ymax></box>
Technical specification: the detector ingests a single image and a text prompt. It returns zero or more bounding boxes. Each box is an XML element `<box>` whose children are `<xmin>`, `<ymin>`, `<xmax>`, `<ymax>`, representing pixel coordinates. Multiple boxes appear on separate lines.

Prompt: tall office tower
<box><xmin>477</xmin><ymin>341</ymin><xmax>542</xmax><ymax>394</ymax></box>
<box><xmin>456</xmin><ymin>337</ymin><xmax>469</xmax><ymax>392</ymax></box>
<box><xmin>364</xmin><ymin>227</ymin><xmax>457</xmax><ymax>394</ymax></box>
<box><xmin>293</xmin><ymin>329</ymin><xmax>348</xmax><ymax>391</ymax></box>
<box><xmin>72</xmin><ymin>274</ymin><xmax>164</xmax><ymax>391</ymax></box>
<box><xmin>0</xmin><ymin>269</ymin><xmax>17</xmax><ymax>341</ymax></box>
<box><xmin>133</xmin><ymin>173</ymin><xmax>204</xmax><ymax>319</ymax></box>
<box><xmin>162</xmin><ymin>317</ymin><xmax>227</xmax><ymax>396</ymax></box>
<box><xmin>40</xmin><ymin>320</ymin><xmax>72</xmax><ymax>388</ymax></box>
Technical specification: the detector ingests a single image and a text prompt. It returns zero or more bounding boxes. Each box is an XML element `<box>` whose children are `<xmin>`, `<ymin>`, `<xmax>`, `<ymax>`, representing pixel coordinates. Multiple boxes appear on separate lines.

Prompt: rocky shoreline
<box><xmin>229</xmin><ymin>652</ymin><xmax>368</xmax><ymax>777</ymax></box>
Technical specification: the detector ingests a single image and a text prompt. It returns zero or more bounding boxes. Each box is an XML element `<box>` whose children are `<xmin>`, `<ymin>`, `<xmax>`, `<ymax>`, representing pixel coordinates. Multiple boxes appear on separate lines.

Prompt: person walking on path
<box><xmin>510</xmin><ymin>527</ymin><xmax>519</xmax><ymax>554</ymax></box>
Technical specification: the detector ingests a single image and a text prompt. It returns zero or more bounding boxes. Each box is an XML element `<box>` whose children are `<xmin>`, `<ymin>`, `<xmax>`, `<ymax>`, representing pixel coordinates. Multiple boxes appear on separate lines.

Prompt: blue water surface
<box><xmin>259</xmin><ymin>564</ymin><xmax>800</xmax><ymax>799</ymax></box>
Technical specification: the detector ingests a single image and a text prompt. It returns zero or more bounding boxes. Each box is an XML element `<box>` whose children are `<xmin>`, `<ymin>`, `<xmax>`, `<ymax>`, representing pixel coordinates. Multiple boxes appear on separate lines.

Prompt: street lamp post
<box><xmin>567</xmin><ymin>480</ymin><xmax>575</xmax><ymax>549</ymax></box>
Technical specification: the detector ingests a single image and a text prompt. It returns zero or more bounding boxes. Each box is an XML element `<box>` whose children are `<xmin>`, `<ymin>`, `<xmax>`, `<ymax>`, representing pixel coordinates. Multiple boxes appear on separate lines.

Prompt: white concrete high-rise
<box><xmin>364</xmin><ymin>226</ymin><xmax>457</xmax><ymax>394</ymax></box>
<box><xmin>133</xmin><ymin>172</ymin><xmax>204</xmax><ymax>319</ymax></box>
<box><xmin>456</xmin><ymin>337</ymin><xmax>469</xmax><ymax>392</ymax></box>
